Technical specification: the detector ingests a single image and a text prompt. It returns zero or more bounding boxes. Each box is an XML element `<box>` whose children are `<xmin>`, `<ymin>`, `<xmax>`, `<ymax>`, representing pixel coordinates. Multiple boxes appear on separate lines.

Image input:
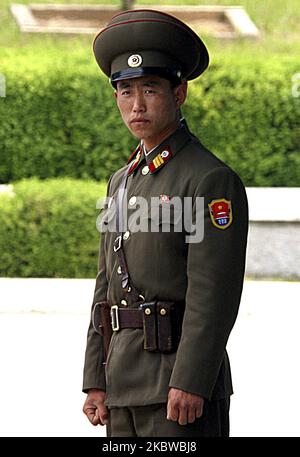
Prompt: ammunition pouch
<box><xmin>140</xmin><ymin>301</ymin><xmax>184</xmax><ymax>353</ymax></box>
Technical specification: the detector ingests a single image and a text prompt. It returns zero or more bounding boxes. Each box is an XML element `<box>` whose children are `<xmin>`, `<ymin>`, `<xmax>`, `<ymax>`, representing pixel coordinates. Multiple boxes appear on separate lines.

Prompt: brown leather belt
<box><xmin>110</xmin><ymin>301</ymin><xmax>185</xmax><ymax>353</ymax></box>
<box><xmin>111</xmin><ymin>305</ymin><xmax>143</xmax><ymax>331</ymax></box>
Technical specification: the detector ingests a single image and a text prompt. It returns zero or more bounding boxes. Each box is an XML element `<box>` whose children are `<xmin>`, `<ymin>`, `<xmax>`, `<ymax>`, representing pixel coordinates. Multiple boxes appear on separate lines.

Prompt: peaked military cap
<box><xmin>93</xmin><ymin>9</ymin><xmax>209</xmax><ymax>86</ymax></box>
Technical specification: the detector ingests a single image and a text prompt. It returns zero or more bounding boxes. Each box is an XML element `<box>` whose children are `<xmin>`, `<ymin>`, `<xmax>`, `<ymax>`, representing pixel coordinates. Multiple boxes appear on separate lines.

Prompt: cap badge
<box><xmin>128</xmin><ymin>54</ymin><xmax>143</xmax><ymax>68</ymax></box>
<box><xmin>208</xmin><ymin>198</ymin><xmax>233</xmax><ymax>230</ymax></box>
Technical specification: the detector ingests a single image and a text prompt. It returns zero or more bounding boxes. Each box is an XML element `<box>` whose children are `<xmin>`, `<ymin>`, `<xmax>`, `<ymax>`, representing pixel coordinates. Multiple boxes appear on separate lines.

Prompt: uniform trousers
<box><xmin>107</xmin><ymin>397</ymin><xmax>230</xmax><ymax>437</ymax></box>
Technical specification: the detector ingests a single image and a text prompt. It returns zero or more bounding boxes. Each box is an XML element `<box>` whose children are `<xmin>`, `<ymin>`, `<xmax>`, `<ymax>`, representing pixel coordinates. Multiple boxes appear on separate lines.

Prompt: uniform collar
<box><xmin>144</xmin><ymin>123</ymin><xmax>190</xmax><ymax>173</ymax></box>
<box><xmin>127</xmin><ymin>122</ymin><xmax>192</xmax><ymax>175</ymax></box>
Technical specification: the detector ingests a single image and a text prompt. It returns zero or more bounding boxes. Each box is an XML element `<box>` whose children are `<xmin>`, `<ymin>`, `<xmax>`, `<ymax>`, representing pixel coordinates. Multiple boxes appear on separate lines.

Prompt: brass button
<box><xmin>160</xmin><ymin>308</ymin><xmax>167</xmax><ymax>316</ymax></box>
<box><xmin>142</xmin><ymin>165</ymin><xmax>149</xmax><ymax>175</ymax></box>
<box><xmin>121</xmin><ymin>300</ymin><xmax>128</xmax><ymax>307</ymax></box>
<box><xmin>129</xmin><ymin>196</ymin><xmax>137</xmax><ymax>206</ymax></box>
<box><xmin>117</xmin><ymin>266</ymin><xmax>122</xmax><ymax>275</ymax></box>
<box><xmin>123</xmin><ymin>231</ymin><xmax>130</xmax><ymax>240</ymax></box>
<box><xmin>144</xmin><ymin>307</ymin><xmax>151</xmax><ymax>315</ymax></box>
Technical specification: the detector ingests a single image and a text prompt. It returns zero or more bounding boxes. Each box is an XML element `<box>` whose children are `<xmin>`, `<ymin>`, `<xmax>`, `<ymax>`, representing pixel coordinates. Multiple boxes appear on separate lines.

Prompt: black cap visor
<box><xmin>110</xmin><ymin>66</ymin><xmax>182</xmax><ymax>87</ymax></box>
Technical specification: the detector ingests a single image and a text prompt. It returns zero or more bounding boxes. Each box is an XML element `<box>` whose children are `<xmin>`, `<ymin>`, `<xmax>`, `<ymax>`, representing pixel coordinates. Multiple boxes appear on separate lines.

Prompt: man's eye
<box><xmin>145</xmin><ymin>89</ymin><xmax>155</xmax><ymax>94</ymax></box>
<box><xmin>121</xmin><ymin>90</ymin><xmax>130</xmax><ymax>95</ymax></box>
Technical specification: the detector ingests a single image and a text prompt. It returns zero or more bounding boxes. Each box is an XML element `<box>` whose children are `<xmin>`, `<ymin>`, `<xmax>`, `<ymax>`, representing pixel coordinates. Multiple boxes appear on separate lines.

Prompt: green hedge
<box><xmin>0</xmin><ymin>178</ymin><xmax>106</xmax><ymax>277</ymax></box>
<box><xmin>1</xmin><ymin>50</ymin><xmax>300</xmax><ymax>186</ymax></box>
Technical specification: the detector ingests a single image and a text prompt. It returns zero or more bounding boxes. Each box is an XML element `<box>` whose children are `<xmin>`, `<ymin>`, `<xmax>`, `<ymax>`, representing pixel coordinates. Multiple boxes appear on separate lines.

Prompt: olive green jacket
<box><xmin>83</xmin><ymin>123</ymin><xmax>248</xmax><ymax>407</ymax></box>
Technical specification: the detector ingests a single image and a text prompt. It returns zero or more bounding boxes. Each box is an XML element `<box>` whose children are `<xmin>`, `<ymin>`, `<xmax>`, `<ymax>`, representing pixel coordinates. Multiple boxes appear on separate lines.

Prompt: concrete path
<box><xmin>0</xmin><ymin>278</ymin><xmax>299</xmax><ymax>437</ymax></box>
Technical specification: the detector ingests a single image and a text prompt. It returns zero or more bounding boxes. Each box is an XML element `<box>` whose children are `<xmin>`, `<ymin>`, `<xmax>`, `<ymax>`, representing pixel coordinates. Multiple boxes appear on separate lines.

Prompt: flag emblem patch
<box><xmin>208</xmin><ymin>199</ymin><xmax>232</xmax><ymax>229</ymax></box>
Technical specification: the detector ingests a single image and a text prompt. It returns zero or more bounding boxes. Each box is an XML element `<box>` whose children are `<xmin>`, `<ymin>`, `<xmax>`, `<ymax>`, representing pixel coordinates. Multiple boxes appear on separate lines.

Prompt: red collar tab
<box><xmin>148</xmin><ymin>147</ymin><xmax>173</xmax><ymax>173</ymax></box>
<box><xmin>128</xmin><ymin>149</ymin><xmax>142</xmax><ymax>175</ymax></box>
<box><xmin>127</xmin><ymin>145</ymin><xmax>141</xmax><ymax>164</ymax></box>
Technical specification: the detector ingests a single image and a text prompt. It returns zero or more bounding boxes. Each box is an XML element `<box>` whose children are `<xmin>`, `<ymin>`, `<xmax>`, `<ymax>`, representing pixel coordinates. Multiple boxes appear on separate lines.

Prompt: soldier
<box><xmin>82</xmin><ymin>9</ymin><xmax>248</xmax><ymax>437</ymax></box>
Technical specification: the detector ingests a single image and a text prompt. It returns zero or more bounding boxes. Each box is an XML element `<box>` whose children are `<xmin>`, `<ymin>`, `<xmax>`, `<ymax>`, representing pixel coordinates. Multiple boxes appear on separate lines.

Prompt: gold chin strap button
<box><xmin>144</xmin><ymin>307</ymin><xmax>151</xmax><ymax>315</ymax></box>
<box><xmin>160</xmin><ymin>308</ymin><xmax>167</xmax><ymax>316</ymax></box>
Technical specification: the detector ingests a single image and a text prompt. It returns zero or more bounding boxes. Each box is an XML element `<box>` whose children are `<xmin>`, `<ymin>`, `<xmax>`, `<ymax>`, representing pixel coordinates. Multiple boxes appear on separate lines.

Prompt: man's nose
<box><xmin>132</xmin><ymin>92</ymin><xmax>146</xmax><ymax>112</ymax></box>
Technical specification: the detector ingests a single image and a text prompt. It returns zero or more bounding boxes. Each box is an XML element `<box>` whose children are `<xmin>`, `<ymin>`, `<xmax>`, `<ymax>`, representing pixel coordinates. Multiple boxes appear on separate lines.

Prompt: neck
<box><xmin>143</xmin><ymin>120</ymin><xmax>180</xmax><ymax>152</ymax></box>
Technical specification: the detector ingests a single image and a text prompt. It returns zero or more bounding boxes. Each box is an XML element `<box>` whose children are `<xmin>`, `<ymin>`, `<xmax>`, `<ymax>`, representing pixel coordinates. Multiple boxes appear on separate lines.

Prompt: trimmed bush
<box><xmin>0</xmin><ymin>50</ymin><xmax>300</xmax><ymax>186</ymax></box>
<box><xmin>186</xmin><ymin>55</ymin><xmax>300</xmax><ymax>186</ymax></box>
<box><xmin>0</xmin><ymin>49</ymin><xmax>136</xmax><ymax>185</ymax></box>
<box><xmin>0</xmin><ymin>178</ymin><xmax>106</xmax><ymax>278</ymax></box>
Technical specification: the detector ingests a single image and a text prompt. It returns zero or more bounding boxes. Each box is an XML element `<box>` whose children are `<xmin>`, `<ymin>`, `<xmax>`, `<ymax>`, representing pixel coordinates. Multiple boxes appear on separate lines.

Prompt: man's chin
<box><xmin>128</xmin><ymin>126</ymin><xmax>150</xmax><ymax>140</ymax></box>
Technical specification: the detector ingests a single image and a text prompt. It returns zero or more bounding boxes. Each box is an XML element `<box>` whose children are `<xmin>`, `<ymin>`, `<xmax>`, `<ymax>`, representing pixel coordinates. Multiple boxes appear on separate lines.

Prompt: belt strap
<box><xmin>111</xmin><ymin>306</ymin><xmax>143</xmax><ymax>331</ymax></box>
<box><xmin>119</xmin><ymin>308</ymin><xmax>143</xmax><ymax>328</ymax></box>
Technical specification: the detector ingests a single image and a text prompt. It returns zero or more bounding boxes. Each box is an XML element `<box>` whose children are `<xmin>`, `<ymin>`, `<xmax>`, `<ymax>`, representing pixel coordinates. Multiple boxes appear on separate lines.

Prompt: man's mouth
<box><xmin>130</xmin><ymin>118</ymin><xmax>149</xmax><ymax>125</ymax></box>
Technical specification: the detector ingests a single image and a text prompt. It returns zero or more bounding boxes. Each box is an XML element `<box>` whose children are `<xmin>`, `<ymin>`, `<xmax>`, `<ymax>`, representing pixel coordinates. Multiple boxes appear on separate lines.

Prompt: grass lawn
<box><xmin>0</xmin><ymin>0</ymin><xmax>300</xmax><ymax>58</ymax></box>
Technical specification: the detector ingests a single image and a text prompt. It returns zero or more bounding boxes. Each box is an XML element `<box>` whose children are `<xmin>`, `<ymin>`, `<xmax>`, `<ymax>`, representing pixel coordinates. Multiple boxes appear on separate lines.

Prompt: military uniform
<box><xmin>83</xmin><ymin>9</ymin><xmax>248</xmax><ymax>437</ymax></box>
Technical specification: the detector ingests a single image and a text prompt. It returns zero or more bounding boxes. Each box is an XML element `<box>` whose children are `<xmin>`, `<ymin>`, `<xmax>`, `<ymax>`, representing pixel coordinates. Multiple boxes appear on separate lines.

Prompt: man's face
<box><xmin>115</xmin><ymin>75</ymin><xmax>187</xmax><ymax>149</ymax></box>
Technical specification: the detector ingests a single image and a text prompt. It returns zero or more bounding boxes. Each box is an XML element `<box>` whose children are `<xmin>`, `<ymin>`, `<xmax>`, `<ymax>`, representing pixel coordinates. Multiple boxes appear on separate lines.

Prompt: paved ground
<box><xmin>0</xmin><ymin>278</ymin><xmax>299</xmax><ymax>437</ymax></box>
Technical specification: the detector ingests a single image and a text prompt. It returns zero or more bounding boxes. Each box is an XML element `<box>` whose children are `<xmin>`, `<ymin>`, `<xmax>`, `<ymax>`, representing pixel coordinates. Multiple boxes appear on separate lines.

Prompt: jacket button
<box><xmin>160</xmin><ymin>308</ymin><xmax>167</xmax><ymax>316</ymax></box>
<box><xmin>144</xmin><ymin>308</ymin><xmax>151</xmax><ymax>315</ymax></box>
<box><xmin>123</xmin><ymin>231</ymin><xmax>130</xmax><ymax>240</ymax></box>
<box><xmin>142</xmin><ymin>166</ymin><xmax>149</xmax><ymax>175</ymax></box>
<box><xmin>117</xmin><ymin>266</ymin><xmax>122</xmax><ymax>275</ymax></box>
<box><xmin>121</xmin><ymin>300</ymin><xmax>128</xmax><ymax>307</ymax></box>
<box><xmin>129</xmin><ymin>196</ymin><xmax>137</xmax><ymax>206</ymax></box>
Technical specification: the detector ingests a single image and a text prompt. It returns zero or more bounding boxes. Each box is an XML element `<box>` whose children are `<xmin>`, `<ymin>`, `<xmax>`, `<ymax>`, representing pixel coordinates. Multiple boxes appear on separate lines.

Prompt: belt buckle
<box><xmin>113</xmin><ymin>235</ymin><xmax>122</xmax><ymax>252</ymax></box>
<box><xmin>111</xmin><ymin>305</ymin><xmax>120</xmax><ymax>332</ymax></box>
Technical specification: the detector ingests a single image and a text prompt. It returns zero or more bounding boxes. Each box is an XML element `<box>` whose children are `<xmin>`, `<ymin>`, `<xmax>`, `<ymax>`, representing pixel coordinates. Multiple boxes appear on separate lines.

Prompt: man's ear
<box><xmin>114</xmin><ymin>90</ymin><xmax>117</xmax><ymax>100</ymax></box>
<box><xmin>174</xmin><ymin>81</ymin><xmax>188</xmax><ymax>108</ymax></box>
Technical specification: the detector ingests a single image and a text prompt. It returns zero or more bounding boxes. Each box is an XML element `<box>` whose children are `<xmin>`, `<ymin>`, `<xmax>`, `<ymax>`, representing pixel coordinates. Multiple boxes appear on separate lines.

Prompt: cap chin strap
<box><xmin>110</xmin><ymin>66</ymin><xmax>182</xmax><ymax>87</ymax></box>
